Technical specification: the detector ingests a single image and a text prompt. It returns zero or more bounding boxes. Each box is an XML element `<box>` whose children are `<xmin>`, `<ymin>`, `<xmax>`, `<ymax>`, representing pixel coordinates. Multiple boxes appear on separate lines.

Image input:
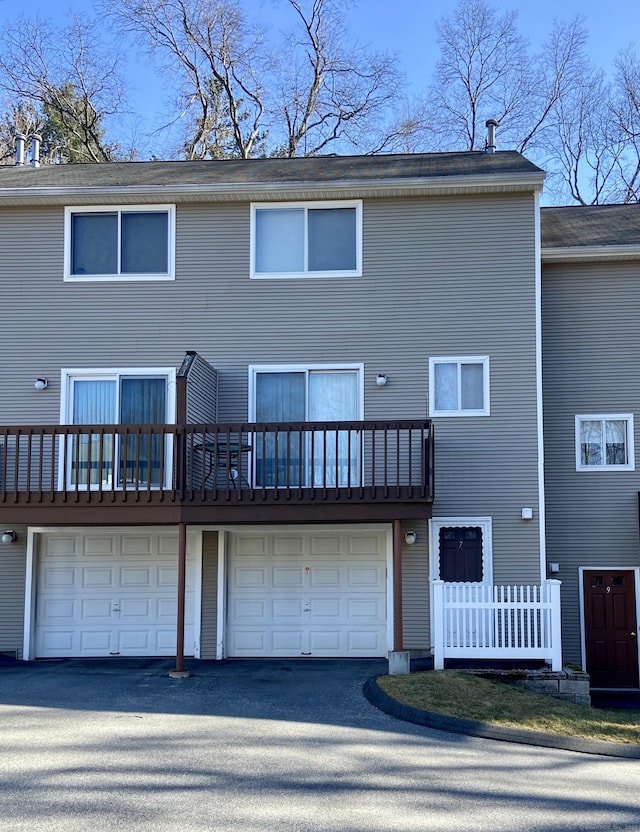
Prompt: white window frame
<box><xmin>250</xmin><ymin>200</ymin><xmax>363</xmax><ymax>279</ymax></box>
<box><xmin>64</xmin><ymin>205</ymin><xmax>176</xmax><ymax>282</ymax></box>
<box><xmin>248</xmin><ymin>363</ymin><xmax>365</xmax><ymax>421</ymax></box>
<box><xmin>428</xmin><ymin>356</ymin><xmax>490</xmax><ymax>417</ymax></box>
<box><xmin>575</xmin><ymin>414</ymin><xmax>635</xmax><ymax>471</ymax></box>
<box><xmin>248</xmin><ymin>363</ymin><xmax>364</xmax><ymax>489</ymax></box>
<box><xmin>60</xmin><ymin>367</ymin><xmax>177</xmax><ymax>489</ymax></box>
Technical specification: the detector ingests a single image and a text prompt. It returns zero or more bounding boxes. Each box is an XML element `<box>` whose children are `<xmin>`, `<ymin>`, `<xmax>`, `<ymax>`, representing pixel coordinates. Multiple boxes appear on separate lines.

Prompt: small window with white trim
<box><xmin>251</xmin><ymin>201</ymin><xmax>362</xmax><ymax>278</ymax></box>
<box><xmin>429</xmin><ymin>356</ymin><xmax>490</xmax><ymax>416</ymax></box>
<box><xmin>575</xmin><ymin>414</ymin><xmax>634</xmax><ymax>471</ymax></box>
<box><xmin>64</xmin><ymin>205</ymin><xmax>175</xmax><ymax>281</ymax></box>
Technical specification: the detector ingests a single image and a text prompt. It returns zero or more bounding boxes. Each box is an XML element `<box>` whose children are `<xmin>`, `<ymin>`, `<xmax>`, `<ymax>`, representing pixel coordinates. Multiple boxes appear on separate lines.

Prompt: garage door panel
<box><xmin>228</xmin><ymin>530</ymin><xmax>387</xmax><ymax>658</ymax></box>
<box><xmin>83</xmin><ymin>568</ymin><xmax>114</xmax><ymax>587</ymax></box>
<box><xmin>121</xmin><ymin>535</ymin><xmax>154</xmax><ymax>556</ymax></box>
<box><xmin>35</xmin><ymin>531</ymin><xmax>196</xmax><ymax>658</ymax></box>
<box><xmin>310</xmin><ymin>568</ymin><xmax>341</xmax><ymax>587</ymax></box>
<box><xmin>234</xmin><ymin>567</ymin><xmax>268</xmax><ymax>587</ymax></box>
<box><xmin>309</xmin><ymin>598</ymin><xmax>340</xmax><ymax>618</ymax></box>
<box><xmin>81</xmin><ymin>599</ymin><xmax>112</xmax><ymax>618</ymax></box>
<box><xmin>120</xmin><ymin>567</ymin><xmax>152</xmax><ymax>587</ymax></box>
<box><xmin>44</xmin><ymin>568</ymin><xmax>76</xmax><ymax>588</ymax></box>
<box><xmin>347</xmin><ymin>598</ymin><xmax>383</xmax><ymax>619</ymax></box>
<box><xmin>44</xmin><ymin>599</ymin><xmax>76</xmax><ymax>619</ymax></box>
<box><xmin>348</xmin><ymin>631</ymin><xmax>383</xmax><ymax>652</ymax></box>
<box><xmin>348</xmin><ymin>566</ymin><xmax>383</xmax><ymax>587</ymax></box>
<box><xmin>272</xmin><ymin>630</ymin><xmax>305</xmax><ymax>651</ymax></box>
<box><xmin>120</xmin><ymin>598</ymin><xmax>151</xmax><ymax>618</ymax></box>
<box><xmin>84</xmin><ymin>536</ymin><xmax>115</xmax><ymax>557</ymax></box>
<box><xmin>80</xmin><ymin>631</ymin><xmax>111</xmax><ymax>652</ymax></box>
<box><xmin>273</xmin><ymin>568</ymin><xmax>304</xmax><ymax>586</ymax></box>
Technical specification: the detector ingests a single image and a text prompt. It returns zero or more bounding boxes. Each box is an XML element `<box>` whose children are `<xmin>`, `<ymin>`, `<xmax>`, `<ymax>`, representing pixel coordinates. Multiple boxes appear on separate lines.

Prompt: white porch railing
<box><xmin>432</xmin><ymin>580</ymin><xmax>562</xmax><ymax>671</ymax></box>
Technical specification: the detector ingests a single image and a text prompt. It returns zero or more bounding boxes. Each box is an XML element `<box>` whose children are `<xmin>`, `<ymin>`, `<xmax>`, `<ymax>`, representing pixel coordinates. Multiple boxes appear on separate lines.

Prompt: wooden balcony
<box><xmin>0</xmin><ymin>420</ymin><xmax>434</xmax><ymax>525</ymax></box>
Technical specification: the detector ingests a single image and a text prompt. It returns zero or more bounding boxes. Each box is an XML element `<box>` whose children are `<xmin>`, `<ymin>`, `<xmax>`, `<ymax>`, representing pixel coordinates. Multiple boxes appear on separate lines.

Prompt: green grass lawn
<box><xmin>377</xmin><ymin>670</ymin><xmax>640</xmax><ymax>745</ymax></box>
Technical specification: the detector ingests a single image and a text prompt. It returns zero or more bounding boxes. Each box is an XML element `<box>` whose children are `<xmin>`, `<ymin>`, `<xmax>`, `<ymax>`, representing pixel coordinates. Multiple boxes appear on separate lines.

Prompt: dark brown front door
<box><xmin>583</xmin><ymin>570</ymin><xmax>639</xmax><ymax>688</ymax></box>
<box><xmin>439</xmin><ymin>526</ymin><xmax>483</xmax><ymax>582</ymax></box>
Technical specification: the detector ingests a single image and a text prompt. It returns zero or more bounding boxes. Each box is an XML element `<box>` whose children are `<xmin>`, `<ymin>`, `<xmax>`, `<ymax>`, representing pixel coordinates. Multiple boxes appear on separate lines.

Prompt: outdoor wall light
<box><xmin>521</xmin><ymin>507</ymin><xmax>534</xmax><ymax>521</ymax></box>
<box><xmin>404</xmin><ymin>531</ymin><xmax>417</xmax><ymax>545</ymax></box>
<box><xmin>1</xmin><ymin>530</ymin><xmax>17</xmax><ymax>544</ymax></box>
<box><xmin>549</xmin><ymin>562</ymin><xmax>560</xmax><ymax>573</ymax></box>
<box><xmin>34</xmin><ymin>378</ymin><xmax>48</xmax><ymax>391</ymax></box>
<box><xmin>376</xmin><ymin>373</ymin><xmax>388</xmax><ymax>386</ymax></box>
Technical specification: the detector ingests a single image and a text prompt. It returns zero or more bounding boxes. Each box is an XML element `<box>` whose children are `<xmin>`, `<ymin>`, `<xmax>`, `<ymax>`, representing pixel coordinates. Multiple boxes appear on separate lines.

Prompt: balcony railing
<box><xmin>0</xmin><ymin>420</ymin><xmax>433</xmax><ymax>511</ymax></box>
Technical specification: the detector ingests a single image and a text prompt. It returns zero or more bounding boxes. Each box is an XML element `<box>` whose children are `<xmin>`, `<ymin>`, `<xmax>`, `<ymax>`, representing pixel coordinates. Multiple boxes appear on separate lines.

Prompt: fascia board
<box><xmin>0</xmin><ymin>171</ymin><xmax>546</xmax><ymax>206</ymax></box>
<box><xmin>542</xmin><ymin>244</ymin><xmax>640</xmax><ymax>263</ymax></box>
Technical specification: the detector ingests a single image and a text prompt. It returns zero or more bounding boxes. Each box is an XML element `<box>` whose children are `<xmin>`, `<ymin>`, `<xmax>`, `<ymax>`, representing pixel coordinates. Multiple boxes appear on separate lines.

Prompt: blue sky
<box><xmin>0</xmin><ymin>0</ymin><xmax>638</xmax><ymax>157</ymax></box>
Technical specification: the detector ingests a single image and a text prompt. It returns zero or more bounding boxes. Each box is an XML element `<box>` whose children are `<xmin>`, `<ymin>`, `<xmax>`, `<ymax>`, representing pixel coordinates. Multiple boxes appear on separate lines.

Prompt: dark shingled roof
<box><xmin>0</xmin><ymin>151</ymin><xmax>542</xmax><ymax>189</ymax></box>
<box><xmin>541</xmin><ymin>205</ymin><xmax>640</xmax><ymax>248</ymax></box>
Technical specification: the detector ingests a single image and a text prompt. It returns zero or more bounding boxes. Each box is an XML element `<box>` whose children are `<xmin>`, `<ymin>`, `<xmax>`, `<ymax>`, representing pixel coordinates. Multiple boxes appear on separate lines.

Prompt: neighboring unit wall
<box><xmin>542</xmin><ymin>260</ymin><xmax>640</xmax><ymax>665</ymax></box>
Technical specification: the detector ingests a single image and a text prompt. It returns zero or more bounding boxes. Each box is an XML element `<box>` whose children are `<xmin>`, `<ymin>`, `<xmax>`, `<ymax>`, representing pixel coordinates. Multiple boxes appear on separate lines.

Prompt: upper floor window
<box><xmin>250</xmin><ymin>201</ymin><xmax>362</xmax><ymax>278</ymax></box>
<box><xmin>428</xmin><ymin>356</ymin><xmax>490</xmax><ymax>417</ymax></box>
<box><xmin>64</xmin><ymin>205</ymin><xmax>175</xmax><ymax>281</ymax></box>
<box><xmin>575</xmin><ymin>414</ymin><xmax>634</xmax><ymax>471</ymax></box>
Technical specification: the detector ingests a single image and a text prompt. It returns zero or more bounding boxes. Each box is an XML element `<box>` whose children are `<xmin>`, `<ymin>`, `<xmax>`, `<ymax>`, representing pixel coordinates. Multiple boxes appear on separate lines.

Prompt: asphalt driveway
<box><xmin>1</xmin><ymin>658</ymin><xmax>639</xmax><ymax>832</ymax></box>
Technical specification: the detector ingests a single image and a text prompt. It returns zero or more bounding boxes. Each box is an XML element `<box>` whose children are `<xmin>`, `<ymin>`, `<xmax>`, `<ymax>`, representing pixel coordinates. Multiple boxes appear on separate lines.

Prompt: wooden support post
<box><xmin>393</xmin><ymin>519</ymin><xmax>403</xmax><ymax>651</ymax></box>
<box><xmin>170</xmin><ymin>522</ymin><xmax>190</xmax><ymax>678</ymax></box>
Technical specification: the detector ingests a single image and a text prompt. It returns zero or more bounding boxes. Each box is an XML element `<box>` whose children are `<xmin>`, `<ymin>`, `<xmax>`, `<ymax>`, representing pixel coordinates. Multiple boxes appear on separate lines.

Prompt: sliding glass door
<box><xmin>67</xmin><ymin>374</ymin><xmax>168</xmax><ymax>488</ymax></box>
<box><xmin>254</xmin><ymin>368</ymin><xmax>360</xmax><ymax>487</ymax></box>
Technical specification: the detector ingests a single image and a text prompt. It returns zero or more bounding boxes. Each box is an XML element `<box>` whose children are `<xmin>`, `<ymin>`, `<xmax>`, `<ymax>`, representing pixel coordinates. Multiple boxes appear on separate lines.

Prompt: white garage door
<box><xmin>227</xmin><ymin>529</ymin><xmax>388</xmax><ymax>657</ymax></box>
<box><xmin>35</xmin><ymin>531</ymin><xmax>196</xmax><ymax>658</ymax></box>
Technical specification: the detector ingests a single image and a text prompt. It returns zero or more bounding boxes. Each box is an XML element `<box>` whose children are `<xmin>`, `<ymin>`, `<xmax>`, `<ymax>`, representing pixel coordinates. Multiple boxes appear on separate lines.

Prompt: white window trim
<box><xmin>575</xmin><ymin>413</ymin><xmax>635</xmax><ymax>471</ymax></box>
<box><xmin>429</xmin><ymin>517</ymin><xmax>494</xmax><ymax>586</ymax></box>
<box><xmin>59</xmin><ymin>367</ymin><xmax>177</xmax><ymax>491</ymax></box>
<box><xmin>60</xmin><ymin>367</ymin><xmax>177</xmax><ymax>424</ymax></box>
<box><xmin>64</xmin><ymin>205</ymin><xmax>176</xmax><ymax>282</ymax></box>
<box><xmin>248</xmin><ymin>363</ymin><xmax>365</xmax><ymax>420</ymax></box>
<box><xmin>250</xmin><ymin>200</ymin><xmax>363</xmax><ymax>279</ymax></box>
<box><xmin>428</xmin><ymin>355</ymin><xmax>490</xmax><ymax>417</ymax></box>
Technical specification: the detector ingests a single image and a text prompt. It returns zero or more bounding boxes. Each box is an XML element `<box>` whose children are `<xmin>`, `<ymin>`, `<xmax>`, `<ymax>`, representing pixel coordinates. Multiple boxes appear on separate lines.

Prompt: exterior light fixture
<box><xmin>376</xmin><ymin>374</ymin><xmax>388</xmax><ymax>386</ymax></box>
<box><xmin>404</xmin><ymin>531</ymin><xmax>417</xmax><ymax>545</ymax></box>
<box><xmin>521</xmin><ymin>507</ymin><xmax>534</xmax><ymax>521</ymax></box>
<box><xmin>34</xmin><ymin>378</ymin><xmax>48</xmax><ymax>391</ymax></box>
<box><xmin>1</xmin><ymin>530</ymin><xmax>17</xmax><ymax>544</ymax></box>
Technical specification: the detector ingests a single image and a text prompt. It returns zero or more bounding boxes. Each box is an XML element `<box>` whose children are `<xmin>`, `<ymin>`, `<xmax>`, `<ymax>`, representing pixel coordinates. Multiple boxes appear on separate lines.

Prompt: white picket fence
<box><xmin>432</xmin><ymin>580</ymin><xmax>562</xmax><ymax>671</ymax></box>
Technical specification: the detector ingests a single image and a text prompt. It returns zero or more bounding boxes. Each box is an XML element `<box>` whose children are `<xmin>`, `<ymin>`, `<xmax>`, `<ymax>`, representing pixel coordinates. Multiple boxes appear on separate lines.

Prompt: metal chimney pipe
<box><xmin>29</xmin><ymin>133</ymin><xmax>42</xmax><ymax>168</ymax></box>
<box><xmin>14</xmin><ymin>133</ymin><xmax>26</xmax><ymax>167</ymax></box>
<box><xmin>485</xmin><ymin>119</ymin><xmax>499</xmax><ymax>153</ymax></box>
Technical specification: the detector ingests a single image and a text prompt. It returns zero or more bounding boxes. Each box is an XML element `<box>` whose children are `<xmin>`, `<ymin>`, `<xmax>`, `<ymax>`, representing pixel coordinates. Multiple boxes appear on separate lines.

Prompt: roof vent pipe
<box><xmin>29</xmin><ymin>133</ymin><xmax>42</xmax><ymax>168</ymax></box>
<box><xmin>485</xmin><ymin>119</ymin><xmax>499</xmax><ymax>153</ymax></box>
<box><xmin>14</xmin><ymin>133</ymin><xmax>26</xmax><ymax>167</ymax></box>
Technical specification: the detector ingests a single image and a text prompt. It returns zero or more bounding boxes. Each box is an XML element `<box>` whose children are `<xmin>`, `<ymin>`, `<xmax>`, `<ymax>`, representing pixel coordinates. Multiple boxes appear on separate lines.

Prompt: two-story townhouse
<box><xmin>0</xmin><ymin>149</ymin><xmax>550</xmax><ymax>670</ymax></box>
<box><xmin>542</xmin><ymin>204</ymin><xmax>640</xmax><ymax>689</ymax></box>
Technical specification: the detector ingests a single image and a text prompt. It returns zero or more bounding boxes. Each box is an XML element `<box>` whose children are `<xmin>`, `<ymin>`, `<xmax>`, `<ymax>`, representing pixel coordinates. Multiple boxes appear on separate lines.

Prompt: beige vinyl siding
<box><xmin>401</xmin><ymin>520</ymin><xmax>430</xmax><ymax>649</ymax></box>
<box><xmin>543</xmin><ymin>260</ymin><xmax>640</xmax><ymax>665</ymax></box>
<box><xmin>0</xmin><ymin>527</ymin><xmax>26</xmax><ymax>658</ymax></box>
<box><xmin>0</xmin><ymin>190</ymin><xmax>542</xmax><ymax>643</ymax></box>
<box><xmin>200</xmin><ymin>531</ymin><xmax>218</xmax><ymax>659</ymax></box>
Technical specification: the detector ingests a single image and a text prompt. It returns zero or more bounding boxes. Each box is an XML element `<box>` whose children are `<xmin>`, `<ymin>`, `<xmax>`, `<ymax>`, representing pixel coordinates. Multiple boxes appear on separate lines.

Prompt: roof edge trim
<box><xmin>542</xmin><ymin>244</ymin><xmax>640</xmax><ymax>263</ymax></box>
